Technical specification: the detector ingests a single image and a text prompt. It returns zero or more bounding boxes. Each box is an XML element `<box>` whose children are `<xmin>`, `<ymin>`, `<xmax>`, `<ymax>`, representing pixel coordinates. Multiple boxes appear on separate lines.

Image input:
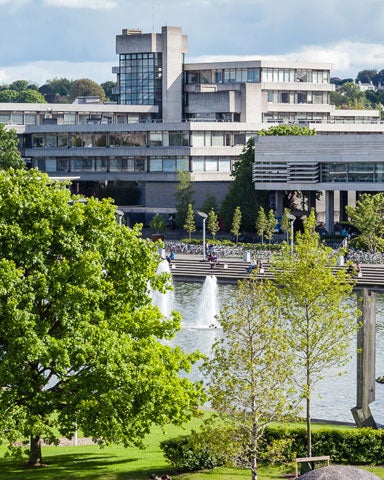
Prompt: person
<box><xmin>166</xmin><ymin>249</ymin><xmax>175</xmax><ymax>264</ymax></box>
<box><xmin>246</xmin><ymin>258</ymin><xmax>256</xmax><ymax>273</ymax></box>
<box><xmin>208</xmin><ymin>251</ymin><xmax>218</xmax><ymax>269</ymax></box>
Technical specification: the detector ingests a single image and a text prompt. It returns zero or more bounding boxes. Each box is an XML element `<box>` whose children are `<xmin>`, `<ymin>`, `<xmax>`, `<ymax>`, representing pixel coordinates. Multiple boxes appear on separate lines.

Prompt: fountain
<box><xmin>196</xmin><ymin>275</ymin><xmax>220</xmax><ymax>329</ymax></box>
<box><xmin>150</xmin><ymin>260</ymin><xmax>174</xmax><ymax>317</ymax></box>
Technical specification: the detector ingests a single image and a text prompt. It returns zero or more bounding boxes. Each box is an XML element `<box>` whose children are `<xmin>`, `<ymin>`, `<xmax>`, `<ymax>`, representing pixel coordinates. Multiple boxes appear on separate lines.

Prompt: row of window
<box><xmin>32</xmin><ymin>156</ymin><xmax>234</xmax><ymax>173</ymax></box>
<box><xmin>321</xmin><ymin>163</ymin><xmax>384</xmax><ymax>183</ymax></box>
<box><xmin>30</xmin><ymin>131</ymin><xmax>255</xmax><ymax>149</ymax></box>
<box><xmin>267</xmin><ymin>91</ymin><xmax>330</xmax><ymax>104</ymax></box>
<box><xmin>0</xmin><ymin>112</ymin><xmax>153</xmax><ymax>126</ymax></box>
<box><xmin>184</xmin><ymin>68</ymin><xmax>330</xmax><ymax>85</ymax></box>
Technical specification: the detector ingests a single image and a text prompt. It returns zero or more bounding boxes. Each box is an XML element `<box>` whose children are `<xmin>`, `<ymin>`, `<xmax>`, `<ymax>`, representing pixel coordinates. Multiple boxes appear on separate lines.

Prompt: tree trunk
<box><xmin>306</xmin><ymin>395</ymin><xmax>312</xmax><ymax>458</ymax></box>
<box><xmin>29</xmin><ymin>434</ymin><xmax>43</xmax><ymax>466</ymax></box>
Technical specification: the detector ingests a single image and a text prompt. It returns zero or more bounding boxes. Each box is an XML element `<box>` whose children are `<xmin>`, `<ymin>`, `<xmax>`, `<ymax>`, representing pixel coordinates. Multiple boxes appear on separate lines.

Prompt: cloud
<box><xmin>42</xmin><ymin>0</ymin><xmax>118</xmax><ymax>9</ymax></box>
<box><xmin>0</xmin><ymin>60</ymin><xmax>114</xmax><ymax>86</ymax></box>
<box><xmin>189</xmin><ymin>41</ymin><xmax>384</xmax><ymax>80</ymax></box>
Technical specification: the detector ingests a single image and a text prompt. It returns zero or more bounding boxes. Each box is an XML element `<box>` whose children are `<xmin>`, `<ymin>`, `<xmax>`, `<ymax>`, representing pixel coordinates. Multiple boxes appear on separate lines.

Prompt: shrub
<box><xmin>263</xmin><ymin>425</ymin><xmax>384</xmax><ymax>465</ymax></box>
<box><xmin>160</xmin><ymin>431</ymin><xmax>226</xmax><ymax>472</ymax></box>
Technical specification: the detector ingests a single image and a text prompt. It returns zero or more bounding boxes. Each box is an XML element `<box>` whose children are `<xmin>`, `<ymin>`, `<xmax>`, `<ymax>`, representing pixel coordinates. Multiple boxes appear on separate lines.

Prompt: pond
<box><xmin>160</xmin><ymin>278</ymin><xmax>384</xmax><ymax>425</ymax></box>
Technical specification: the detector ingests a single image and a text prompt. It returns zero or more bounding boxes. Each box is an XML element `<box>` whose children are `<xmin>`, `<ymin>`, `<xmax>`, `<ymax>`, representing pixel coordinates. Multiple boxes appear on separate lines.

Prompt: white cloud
<box><xmin>42</xmin><ymin>0</ymin><xmax>118</xmax><ymax>9</ymax></box>
<box><xmin>0</xmin><ymin>60</ymin><xmax>114</xmax><ymax>86</ymax></box>
<box><xmin>189</xmin><ymin>41</ymin><xmax>384</xmax><ymax>80</ymax></box>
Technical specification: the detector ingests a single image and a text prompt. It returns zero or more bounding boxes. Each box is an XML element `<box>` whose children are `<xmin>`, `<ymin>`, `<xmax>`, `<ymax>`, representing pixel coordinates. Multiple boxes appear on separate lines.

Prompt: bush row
<box><xmin>160</xmin><ymin>425</ymin><xmax>384</xmax><ymax>472</ymax></box>
<box><xmin>264</xmin><ymin>425</ymin><xmax>384</xmax><ymax>465</ymax></box>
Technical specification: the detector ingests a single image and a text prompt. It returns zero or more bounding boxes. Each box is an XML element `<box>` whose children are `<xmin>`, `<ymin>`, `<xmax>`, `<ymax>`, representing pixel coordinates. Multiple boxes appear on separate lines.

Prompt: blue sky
<box><xmin>1</xmin><ymin>0</ymin><xmax>384</xmax><ymax>86</ymax></box>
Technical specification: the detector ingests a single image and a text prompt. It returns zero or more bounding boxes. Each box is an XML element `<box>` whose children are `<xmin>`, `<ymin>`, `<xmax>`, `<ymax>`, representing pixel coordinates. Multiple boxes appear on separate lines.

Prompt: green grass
<box><xmin>1</xmin><ymin>419</ymin><xmax>384</xmax><ymax>480</ymax></box>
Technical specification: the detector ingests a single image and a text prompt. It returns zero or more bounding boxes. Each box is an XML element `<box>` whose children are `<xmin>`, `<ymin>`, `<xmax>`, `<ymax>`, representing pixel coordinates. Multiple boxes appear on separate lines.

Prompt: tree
<box><xmin>39</xmin><ymin>78</ymin><xmax>73</xmax><ymax>103</ymax></box>
<box><xmin>0</xmin><ymin>124</ymin><xmax>25</xmax><ymax>170</ymax></box>
<box><xmin>257</xmin><ymin>124</ymin><xmax>316</xmax><ymax>137</ymax></box>
<box><xmin>281</xmin><ymin>208</ymin><xmax>293</xmax><ymax>242</ymax></box>
<box><xmin>183</xmin><ymin>203</ymin><xmax>196</xmax><ymax>240</ymax></box>
<box><xmin>17</xmin><ymin>89</ymin><xmax>46</xmax><ymax>103</ymax></box>
<box><xmin>149</xmin><ymin>213</ymin><xmax>167</xmax><ymax>234</ymax></box>
<box><xmin>0</xmin><ymin>89</ymin><xmax>19</xmax><ymax>103</ymax></box>
<box><xmin>9</xmin><ymin>80</ymin><xmax>29</xmax><ymax>91</ymax></box>
<box><xmin>68</xmin><ymin>78</ymin><xmax>106</xmax><ymax>103</ymax></box>
<box><xmin>255</xmin><ymin>207</ymin><xmax>267</xmax><ymax>244</ymax></box>
<box><xmin>220</xmin><ymin>138</ymin><xmax>269</xmax><ymax>231</ymax></box>
<box><xmin>200</xmin><ymin>192</ymin><xmax>218</xmax><ymax>215</ymax></box>
<box><xmin>346</xmin><ymin>193</ymin><xmax>384</xmax><ymax>253</ymax></box>
<box><xmin>174</xmin><ymin>171</ymin><xmax>194</xmax><ymax>229</ymax></box>
<box><xmin>207</xmin><ymin>208</ymin><xmax>219</xmax><ymax>239</ymax></box>
<box><xmin>202</xmin><ymin>278</ymin><xmax>297</xmax><ymax>480</ymax></box>
<box><xmin>101</xmin><ymin>81</ymin><xmax>118</xmax><ymax>102</ymax></box>
<box><xmin>333</xmin><ymin>81</ymin><xmax>370</xmax><ymax>109</ymax></box>
<box><xmin>265</xmin><ymin>209</ymin><xmax>277</xmax><ymax>243</ymax></box>
<box><xmin>272</xmin><ymin>210</ymin><xmax>358</xmax><ymax>457</ymax></box>
<box><xmin>231</xmin><ymin>206</ymin><xmax>242</xmax><ymax>243</ymax></box>
<box><xmin>0</xmin><ymin>169</ymin><xmax>205</xmax><ymax>466</ymax></box>
<box><xmin>356</xmin><ymin>69</ymin><xmax>377</xmax><ymax>85</ymax></box>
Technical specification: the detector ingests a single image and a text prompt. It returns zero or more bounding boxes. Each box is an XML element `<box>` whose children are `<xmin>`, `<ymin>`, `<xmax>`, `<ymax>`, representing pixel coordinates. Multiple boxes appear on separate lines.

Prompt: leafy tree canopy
<box><xmin>68</xmin><ymin>78</ymin><xmax>106</xmax><ymax>103</ymax></box>
<box><xmin>0</xmin><ymin>169</ymin><xmax>204</xmax><ymax>465</ymax></box>
<box><xmin>0</xmin><ymin>124</ymin><xmax>25</xmax><ymax>169</ymax></box>
<box><xmin>257</xmin><ymin>124</ymin><xmax>316</xmax><ymax>136</ymax></box>
<box><xmin>346</xmin><ymin>192</ymin><xmax>384</xmax><ymax>253</ymax></box>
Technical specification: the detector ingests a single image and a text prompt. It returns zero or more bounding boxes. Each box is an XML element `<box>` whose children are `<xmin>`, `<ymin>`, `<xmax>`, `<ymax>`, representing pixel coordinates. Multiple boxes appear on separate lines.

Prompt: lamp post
<box><xmin>115</xmin><ymin>209</ymin><xmax>124</xmax><ymax>226</ymax></box>
<box><xmin>197</xmin><ymin>211</ymin><xmax>208</xmax><ymax>260</ymax></box>
<box><xmin>286</xmin><ymin>213</ymin><xmax>296</xmax><ymax>255</ymax></box>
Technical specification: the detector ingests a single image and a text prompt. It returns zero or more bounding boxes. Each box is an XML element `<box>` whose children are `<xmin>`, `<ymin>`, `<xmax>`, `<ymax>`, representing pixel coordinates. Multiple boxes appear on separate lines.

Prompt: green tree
<box><xmin>0</xmin><ymin>89</ymin><xmax>19</xmax><ymax>102</ymax></box>
<box><xmin>202</xmin><ymin>278</ymin><xmax>297</xmax><ymax>480</ymax></box>
<box><xmin>257</xmin><ymin>124</ymin><xmax>316</xmax><ymax>137</ymax></box>
<box><xmin>0</xmin><ymin>124</ymin><xmax>25</xmax><ymax>170</ymax></box>
<box><xmin>265</xmin><ymin>209</ymin><xmax>277</xmax><ymax>243</ymax></box>
<box><xmin>17</xmin><ymin>89</ymin><xmax>46</xmax><ymax>103</ymax></box>
<box><xmin>231</xmin><ymin>206</ymin><xmax>242</xmax><ymax>243</ymax></box>
<box><xmin>174</xmin><ymin>171</ymin><xmax>194</xmax><ymax>229</ymax></box>
<box><xmin>273</xmin><ymin>210</ymin><xmax>358</xmax><ymax>457</ymax></box>
<box><xmin>149</xmin><ymin>213</ymin><xmax>167</xmax><ymax>233</ymax></box>
<box><xmin>0</xmin><ymin>169</ymin><xmax>204</xmax><ymax>466</ymax></box>
<box><xmin>220</xmin><ymin>138</ymin><xmax>268</xmax><ymax>231</ymax></box>
<box><xmin>200</xmin><ymin>192</ymin><xmax>218</xmax><ymax>215</ymax></box>
<box><xmin>333</xmin><ymin>81</ymin><xmax>370</xmax><ymax>109</ymax></box>
<box><xmin>39</xmin><ymin>78</ymin><xmax>73</xmax><ymax>102</ymax></box>
<box><xmin>68</xmin><ymin>78</ymin><xmax>106</xmax><ymax>103</ymax></box>
<box><xmin>183</xmin><ymin>203</ymin><xmax>196</xmax><ymax>240</ymax></box>
<box><xmin>281</xmin><ymin>208</ymin><xmax>293</xmax><ymax>242</ymax></box>
<box><xmin>356</xmin><ymin>69</ymin><xmax>377</xmax><ymax>85</ymax></box>
<box><xmin>255</xmin><ymin>206</ymin><xmax>268</xmax><ymax>244</ymax></box>
<box><xmin>346</xmin><ymin>192</ymin><xmax>384</xmax><ymax>253</ymax></box>
<box><xmin>207</xmin><ymin>208</ymin><xmax>220</xmax><ymax>239</ymax></box>
<box><xmin>9</xmin><ymin>80</ymin><xmax>29</xmax><ymax>91</ymax></box>
<box><xmin>101</xmin><ymin>80</ymin><xmax>118</xmax><ymax>102</ymax></box>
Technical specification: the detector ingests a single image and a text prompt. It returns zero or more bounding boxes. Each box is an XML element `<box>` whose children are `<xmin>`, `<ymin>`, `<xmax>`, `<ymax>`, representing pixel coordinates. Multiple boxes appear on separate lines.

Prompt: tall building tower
<box><xmin>113</xmin><ymin>26</ymin><xmax>188</xmax><ymax>123</ymax></box>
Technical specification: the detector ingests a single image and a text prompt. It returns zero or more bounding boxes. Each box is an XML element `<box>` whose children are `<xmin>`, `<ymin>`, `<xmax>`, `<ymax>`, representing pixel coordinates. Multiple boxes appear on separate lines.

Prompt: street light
<box><xmin>115</xmin><ymin>209</ymin><xmax>124</xmax><ymax>226</ymax></box>
<box><xmin>286</xmin><ymin>213</ymin><xmax>296</xmax><ymax>255</ymax></box>
<box><xmin>197</xmin><ymin>211</ymin><xmax>208</xmax><ymax>260</ymax></box>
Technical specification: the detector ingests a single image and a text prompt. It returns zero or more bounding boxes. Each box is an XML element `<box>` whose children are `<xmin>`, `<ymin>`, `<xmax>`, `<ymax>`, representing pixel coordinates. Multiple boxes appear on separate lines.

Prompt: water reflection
<box><xmin>169</xmin><ymin>280</ymin><xmax>384</xmax><ymax>425</ymax></box>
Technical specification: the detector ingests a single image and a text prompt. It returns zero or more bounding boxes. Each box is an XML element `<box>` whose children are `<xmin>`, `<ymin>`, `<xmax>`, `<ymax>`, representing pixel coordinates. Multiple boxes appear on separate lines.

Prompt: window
<box><xmin>149</xmin><ymin>132</ymin><xmax>162</xmax><ymax>147</ymax></box>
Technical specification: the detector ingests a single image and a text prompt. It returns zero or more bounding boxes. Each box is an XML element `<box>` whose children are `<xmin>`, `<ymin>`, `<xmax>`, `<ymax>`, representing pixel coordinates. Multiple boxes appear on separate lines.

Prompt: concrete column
<box><xmin>274</xmin><ymin>190</ymin><xmax>284</xmax><ymax>218</ymax></box>
<box><xmin>339</xmin><ymin>190</ymin><xmax>348</xmax><ymax>222</ymax></box>
<box><xmin>351</xmin><ymin>289</ymin><xmax>377</xmax><ymax>428</ymax></box>
<box><xmin>325</xmin><ymin>190</ymin><xmax>334</xmax><ymax>234</ymax></box>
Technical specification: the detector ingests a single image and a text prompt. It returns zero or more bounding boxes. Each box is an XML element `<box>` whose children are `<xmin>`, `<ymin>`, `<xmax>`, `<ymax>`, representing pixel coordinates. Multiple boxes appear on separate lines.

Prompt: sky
<box><xmin>1</xmin><ymin>0</ymin><xmax>384</xmax><ymax>86</ymax></box>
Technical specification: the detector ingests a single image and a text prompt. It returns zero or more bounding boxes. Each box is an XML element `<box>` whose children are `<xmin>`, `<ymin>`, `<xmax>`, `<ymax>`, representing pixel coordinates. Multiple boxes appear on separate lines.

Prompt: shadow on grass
<box><xmin>0</xmin><ymin>451</ymin><xmax>173</xmax><ymax>480</ymax></box>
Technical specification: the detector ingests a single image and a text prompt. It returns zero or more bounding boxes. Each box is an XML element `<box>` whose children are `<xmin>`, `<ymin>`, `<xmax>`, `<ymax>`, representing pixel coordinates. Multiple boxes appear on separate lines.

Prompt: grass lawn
<box><xmin>0</xmin><ymin>420</ymin><xmax>384</xmax><ymax>480</ymax></box>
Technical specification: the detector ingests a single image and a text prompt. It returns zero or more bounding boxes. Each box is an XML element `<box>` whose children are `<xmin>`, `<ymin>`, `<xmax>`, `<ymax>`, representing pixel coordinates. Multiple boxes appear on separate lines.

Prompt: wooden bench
<box><xmin>295</xmin><ymin>455</ymin><xmax>330</xmax><ymax>478</ymax></box>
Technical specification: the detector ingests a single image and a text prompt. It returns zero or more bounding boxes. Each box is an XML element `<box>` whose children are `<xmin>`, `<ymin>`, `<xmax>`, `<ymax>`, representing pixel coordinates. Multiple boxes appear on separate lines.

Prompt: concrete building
<box><xmin>2</xmin><ymin>25</ymin><xmax>384</xmax><ymax>224</ymax></box>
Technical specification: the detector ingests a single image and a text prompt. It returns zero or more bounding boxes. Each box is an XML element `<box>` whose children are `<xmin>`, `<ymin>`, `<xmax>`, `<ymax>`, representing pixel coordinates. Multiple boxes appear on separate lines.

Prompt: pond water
<box><xmin>158</xmin><ymin>275</ymin><xmax>384</xmax><ymax>425</ymax></box>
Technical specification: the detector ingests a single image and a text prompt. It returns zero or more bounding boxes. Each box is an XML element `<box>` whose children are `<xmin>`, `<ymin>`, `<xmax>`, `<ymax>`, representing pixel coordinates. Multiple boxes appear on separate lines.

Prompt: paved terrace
<box><xmin>169</xmin><ymin>254</ymin><xmax>384</xmax><ymax>291</ymax></box>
